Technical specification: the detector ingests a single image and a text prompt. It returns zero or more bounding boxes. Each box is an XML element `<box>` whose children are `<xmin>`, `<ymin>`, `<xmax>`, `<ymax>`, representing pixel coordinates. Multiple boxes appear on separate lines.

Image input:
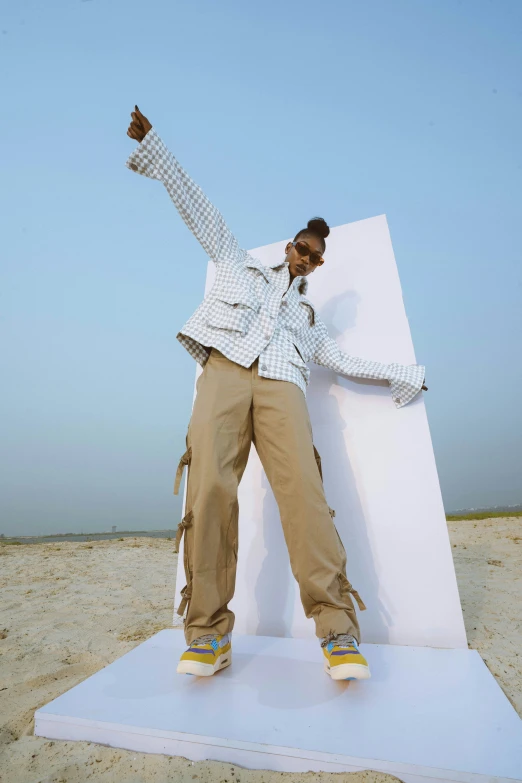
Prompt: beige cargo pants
<box><xmin>173</xmin><ymin>348</ymin><xmax>366</xmax><ymax>646</ymax></box>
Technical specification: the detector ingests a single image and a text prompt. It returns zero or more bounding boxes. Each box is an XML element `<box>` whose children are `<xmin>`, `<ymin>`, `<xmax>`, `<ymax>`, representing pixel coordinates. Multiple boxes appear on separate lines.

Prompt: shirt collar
<box><xmin>245</xmin><ymin>255</ymin><xmax>308</xmax><ymax>295</ymax></box>
<box><xmin>245</xmin><ymin>255</ymin><xmax>271</xmax><ymax>280</ymax></box>
<box><xmin>246</xmin><ymin>254</ymin><xmax>289</xmax><ymax>271</ymax></box>
<box><xmin>293</xmin><ymin>274</ymin><xmax>308</xmax><ymax>296</ymax></box>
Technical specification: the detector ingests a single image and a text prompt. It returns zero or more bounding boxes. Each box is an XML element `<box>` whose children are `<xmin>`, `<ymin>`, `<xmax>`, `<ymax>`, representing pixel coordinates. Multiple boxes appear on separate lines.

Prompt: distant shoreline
<box><xmin>1</xmin><ymin>511</ymin><xmax>521</xmax><ymax>544</ymax></box>
<box><xmin>0</xmin><ymin>530</ymin><xmax>178</xmax><ymax>545</ymax></box>
<box><xmin>4</xmin><ymin>528</ymin><xmax>176</xmax><ymax>539</ymax></box>
<box><xmin>445</xmin><ymin>510</ymin><xmax>522</xmax><ymax>521</ymax></box>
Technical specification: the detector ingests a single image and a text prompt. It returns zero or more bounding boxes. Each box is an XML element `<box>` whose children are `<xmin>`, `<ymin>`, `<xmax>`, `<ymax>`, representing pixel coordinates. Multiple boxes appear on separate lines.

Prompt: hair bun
<box><xmin>307</xmin><ymin>217</ymin><xmax>330</xmax><ymax>239</ymax></box>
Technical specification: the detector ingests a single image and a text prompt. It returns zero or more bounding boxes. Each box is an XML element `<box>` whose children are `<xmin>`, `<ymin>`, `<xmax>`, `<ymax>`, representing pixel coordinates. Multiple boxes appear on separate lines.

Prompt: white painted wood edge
<box><xmin>34</xmin><ymin>712</ymin><xmax>518</xmax><ymax>783</ymax></box>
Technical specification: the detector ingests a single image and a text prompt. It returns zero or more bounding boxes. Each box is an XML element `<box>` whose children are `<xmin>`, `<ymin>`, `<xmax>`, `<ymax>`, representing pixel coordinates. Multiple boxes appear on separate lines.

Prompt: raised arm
<box><xmin>311</xmin><ymin>318</ymin><xmax>426</xmax><ymax>409</ymax></box>
<box><xmin>125</xmin><ymin>106</ymin><xmax>245</xmax><ymax>265</ymax></box>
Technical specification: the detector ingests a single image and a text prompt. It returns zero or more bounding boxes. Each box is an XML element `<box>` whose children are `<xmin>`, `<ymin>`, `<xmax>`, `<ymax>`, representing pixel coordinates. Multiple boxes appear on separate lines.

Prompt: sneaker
<box><xmin>321</xmin><ymin>632</ymin><xmax>371</xmax><ymax>681</ymax></box>
<box><xmin>177</xmin><ymin>633</ymin><xmax>232</xmax><ymax>677</ymax></box>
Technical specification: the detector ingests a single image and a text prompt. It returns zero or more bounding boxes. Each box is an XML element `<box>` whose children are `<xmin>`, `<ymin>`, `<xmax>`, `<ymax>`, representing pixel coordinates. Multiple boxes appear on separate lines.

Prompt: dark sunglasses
<box><xmin>291</xmin><ymin>240</ymin><xmax>324</xmax><ymax>267</ymax></box>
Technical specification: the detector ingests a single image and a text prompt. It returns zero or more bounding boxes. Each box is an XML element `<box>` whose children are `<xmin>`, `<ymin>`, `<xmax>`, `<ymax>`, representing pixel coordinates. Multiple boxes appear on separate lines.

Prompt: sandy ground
<box><xmin>0</xmin><ymin>518</ymin><xmax>520</xmax><ymax>783</ymax></box>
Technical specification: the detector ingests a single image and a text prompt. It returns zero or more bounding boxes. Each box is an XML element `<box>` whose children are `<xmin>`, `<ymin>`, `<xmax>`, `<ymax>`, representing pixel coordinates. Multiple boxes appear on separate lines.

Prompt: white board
<box><xmin>175</xmin><ymin>215</ymin><xmax>467</xmax><ymax>648</ymax></box>
<box><xmin>35</xmin><ymin>631</ymin><xmax>522</xmax><ymax>781</ymax></box>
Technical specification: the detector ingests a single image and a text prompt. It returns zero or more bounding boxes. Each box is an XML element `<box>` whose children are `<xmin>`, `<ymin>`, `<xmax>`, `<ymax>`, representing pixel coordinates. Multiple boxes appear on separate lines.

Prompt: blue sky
<box><xmin>1</xmin><ymin>0</ymin><xmax>521</xmax><ymax>535</ymax></box>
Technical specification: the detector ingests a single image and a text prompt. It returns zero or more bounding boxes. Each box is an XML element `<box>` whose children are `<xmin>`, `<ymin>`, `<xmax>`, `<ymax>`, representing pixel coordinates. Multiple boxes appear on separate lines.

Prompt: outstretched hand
<box><xmin>127</xmin><ymin>105</ymin><xmax>152</xmax><ymax>143</ymax></box>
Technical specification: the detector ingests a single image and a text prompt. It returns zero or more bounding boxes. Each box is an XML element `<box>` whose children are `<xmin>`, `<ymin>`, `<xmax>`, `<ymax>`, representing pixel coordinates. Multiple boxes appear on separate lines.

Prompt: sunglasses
<box><xmin>291</xmin><ymin>240</ymin><xmax>324</xmax><ymax>267</ymax></box>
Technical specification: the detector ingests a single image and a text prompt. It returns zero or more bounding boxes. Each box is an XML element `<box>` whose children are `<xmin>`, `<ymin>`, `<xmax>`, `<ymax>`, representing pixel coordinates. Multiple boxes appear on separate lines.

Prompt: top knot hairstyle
<box><xmin>294</xmin><ymin>217</ymin><xmax>330</xmax><ymax>252</ymax></box>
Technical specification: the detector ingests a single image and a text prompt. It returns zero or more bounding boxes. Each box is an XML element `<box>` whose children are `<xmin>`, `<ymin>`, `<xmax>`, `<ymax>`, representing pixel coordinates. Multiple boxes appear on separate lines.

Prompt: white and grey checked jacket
<box><xmin>125</xmin><ymin>127</ymin><xmax>425</xmax><ymax>409</ymax></box>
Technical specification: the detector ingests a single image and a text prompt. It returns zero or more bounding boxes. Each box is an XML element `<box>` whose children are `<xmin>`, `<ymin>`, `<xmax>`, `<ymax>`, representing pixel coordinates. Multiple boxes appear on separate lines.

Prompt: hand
<box><xmin>127</xmin><ymin>105</ymin><xmax>152</xmax><ymax>143</ymax></box>
<box><xmin>422</xmin><ymin>378</ymin><xmax>428</xmax><ymax>391</ymax></box>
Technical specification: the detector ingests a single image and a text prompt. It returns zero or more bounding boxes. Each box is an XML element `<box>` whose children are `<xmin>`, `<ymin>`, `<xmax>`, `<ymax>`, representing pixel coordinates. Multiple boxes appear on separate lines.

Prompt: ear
<box><xmin>285</xmin><ymin>242</ymin><xmax>292</xmax><ymax>255</ymax></box>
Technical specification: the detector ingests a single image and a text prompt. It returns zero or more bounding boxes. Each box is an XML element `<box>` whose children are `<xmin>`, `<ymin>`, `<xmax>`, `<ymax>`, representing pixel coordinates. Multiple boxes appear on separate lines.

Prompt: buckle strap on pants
<box><xmin>339</xmin><ymin>573</ymin><xmax>366</xmax><ymax>611</ymax></box>
<box><xmin>173</xmin><ymin>447</ymin><xmax>191</xmax><ymax>496</ymax></box>
<box><xmin>177</xmin><ymin>582</ymin><xmax>192</xmax><ymax>617</ymax></box>
<box><xmin>174</xmin><ymin>509</ymin><xmax>193</xmax><ymax>554</ymax></box>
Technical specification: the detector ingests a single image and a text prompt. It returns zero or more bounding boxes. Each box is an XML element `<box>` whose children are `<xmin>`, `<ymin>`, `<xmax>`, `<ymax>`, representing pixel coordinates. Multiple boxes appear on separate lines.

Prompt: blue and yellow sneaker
<box><xmin>321</xmin><ymin>632</ymin><xmax>371</xmax><ymax>681</ymax></box>
<box><xmin>177</xmin><ymin>633</ymin><xmax>232</xmax><ymax>677</ymax></box>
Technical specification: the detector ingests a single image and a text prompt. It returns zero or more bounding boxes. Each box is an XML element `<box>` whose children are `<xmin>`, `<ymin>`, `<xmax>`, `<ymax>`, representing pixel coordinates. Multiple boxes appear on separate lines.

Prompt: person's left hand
<box><xmin>127</xmin><ymin>105</ymin><xmax>152</xmax><ymax>143</ymax></box>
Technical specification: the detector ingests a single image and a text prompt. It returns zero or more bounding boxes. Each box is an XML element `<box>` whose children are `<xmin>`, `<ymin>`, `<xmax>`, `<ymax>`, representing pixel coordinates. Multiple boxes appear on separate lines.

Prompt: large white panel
<box><xmin>35</xmin><ymin>631</ymin><xmax>522</xmax><ymax>781</ymax></box>
<box><xmin>175</xmin><ymin>215</ymin><xmax>467</xmax><ymax>648</ymax></box>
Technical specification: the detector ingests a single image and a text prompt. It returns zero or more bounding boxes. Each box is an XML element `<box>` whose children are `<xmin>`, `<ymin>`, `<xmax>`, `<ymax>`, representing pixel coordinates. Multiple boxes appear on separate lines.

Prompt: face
<box><xmin>284</xmin><ymin>233</ymin><xmax>324</xmax><ymax>279</ymax></box>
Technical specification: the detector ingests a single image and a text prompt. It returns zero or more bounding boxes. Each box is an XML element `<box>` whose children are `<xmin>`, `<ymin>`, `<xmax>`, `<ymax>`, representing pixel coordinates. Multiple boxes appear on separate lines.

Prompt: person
<box><xmin>126</xmin><ymin>105</ymin><xmax>427</xmax><ymax>682</ymax></box>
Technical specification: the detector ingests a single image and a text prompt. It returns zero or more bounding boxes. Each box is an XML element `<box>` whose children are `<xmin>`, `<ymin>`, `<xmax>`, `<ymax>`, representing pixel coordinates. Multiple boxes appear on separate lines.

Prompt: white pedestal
<box><xmin>35</xmin><ymin>630</ymin><xmax>522</xmax><ymax>782</ymax></box>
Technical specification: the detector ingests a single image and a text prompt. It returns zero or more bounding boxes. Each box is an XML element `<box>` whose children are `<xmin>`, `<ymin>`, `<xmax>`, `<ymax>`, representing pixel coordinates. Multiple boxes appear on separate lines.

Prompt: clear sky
<box><xmin>1</xmin><ymin>0</ymin><xmax>521</xmax><ymax>536</ymax></box>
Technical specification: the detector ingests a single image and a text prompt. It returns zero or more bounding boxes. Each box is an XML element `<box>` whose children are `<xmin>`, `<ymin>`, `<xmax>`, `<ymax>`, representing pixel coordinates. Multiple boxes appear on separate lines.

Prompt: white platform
<box><xmin>35</xmin><ymin>630</ymin><xmax>522</xmax><ymax>782</ymax></box>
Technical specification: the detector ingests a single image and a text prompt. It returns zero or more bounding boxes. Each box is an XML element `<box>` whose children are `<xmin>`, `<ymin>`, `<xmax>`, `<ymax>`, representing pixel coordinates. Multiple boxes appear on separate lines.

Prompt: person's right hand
<box><xmin>127</xmin><ymin>105</ymin><xmax>152</xmax><ymax>143</ymax></box>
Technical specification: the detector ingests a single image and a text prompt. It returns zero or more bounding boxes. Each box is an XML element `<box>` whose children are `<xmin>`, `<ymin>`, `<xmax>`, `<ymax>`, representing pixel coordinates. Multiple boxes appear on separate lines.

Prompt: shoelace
<box><xmin>320</xmin><ymin>631</ymin><xmax>357</xmax><ymax>649</ymax></box>
<box><xmin>191</xmin><ymin>633</ymin><xmax>222</xmax><ymax>647</ymax></box>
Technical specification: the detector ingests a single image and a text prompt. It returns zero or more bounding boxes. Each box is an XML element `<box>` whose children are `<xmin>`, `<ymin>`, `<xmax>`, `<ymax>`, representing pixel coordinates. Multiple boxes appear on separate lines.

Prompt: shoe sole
<box><xmin>324</xmin><ymin>659</ymin><xmax>371</xmax><ymax>681</ymax></box>
<box><xmin>177</xmin><ymin>650</ymin><xmax>232</xmax><ymax>677</ymax></box>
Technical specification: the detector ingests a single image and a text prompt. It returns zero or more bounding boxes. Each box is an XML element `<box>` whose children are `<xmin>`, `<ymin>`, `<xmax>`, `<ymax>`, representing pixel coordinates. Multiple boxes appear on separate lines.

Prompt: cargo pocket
<box><xmin>205</xmin><ymin>290</ymin><xmax>260</xmax><ymax>336</ymax></box>
<box><xmin>338</xmin><ymin>572</ymin><xmax>366</xmax><ymax>612</ymax></box>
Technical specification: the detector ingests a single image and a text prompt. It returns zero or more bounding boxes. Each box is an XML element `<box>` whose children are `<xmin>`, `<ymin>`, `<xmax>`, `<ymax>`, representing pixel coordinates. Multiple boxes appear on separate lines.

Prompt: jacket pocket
<box><xmin>283</xmin><ymin>338</ymin><xmax>311</xmax><ymax>384</ymax></box>
<box><xmin>282</xmin><ymin>335</ymin><xmax>306</xmax><ymax>366</ymax></box>
<box><xmin>287</xmin><ymin>327</ymin><xmax>314</xmax><ymax>361</ymax></box>
<box><xmin>205</xmin><ymin>289</ymin><xmax>259</xmax><ymax>335</ymax></box>
<box><xmin>292</xmin><ymin>339</ymin><xmax>308</xmax><ymax>365</ymax></box>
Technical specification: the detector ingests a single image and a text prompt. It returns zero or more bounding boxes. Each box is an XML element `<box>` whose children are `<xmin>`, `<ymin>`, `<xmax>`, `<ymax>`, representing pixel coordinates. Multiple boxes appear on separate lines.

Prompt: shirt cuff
<box><xmin>124</xmin><ymin>126</ymin><xmax>162</xmax><ymax>179</ymax></box>
<box><xmin>387</xmin><ymin>362</ymin><xmax>426</xmax><ymax>409</ymax></box>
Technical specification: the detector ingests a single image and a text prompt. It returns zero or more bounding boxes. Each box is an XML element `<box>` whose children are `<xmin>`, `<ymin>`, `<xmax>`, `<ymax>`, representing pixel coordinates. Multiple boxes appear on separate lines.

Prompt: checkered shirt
<box><xmin>125</xmin><ymin>127</ymin><xmax>425</xmax><ymax>409</ymax></box>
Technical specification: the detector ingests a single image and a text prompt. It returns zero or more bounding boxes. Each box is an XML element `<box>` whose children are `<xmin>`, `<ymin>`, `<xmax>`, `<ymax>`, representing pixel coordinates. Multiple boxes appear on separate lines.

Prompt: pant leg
<box><xmin>177</xmin><ymin>349</ymin><xmax>253</xmax><ymax>645</ymax></box>
<box><xmin>251</xmin><ymin>362</ymin><xmax>364</xmax><ymax>643</ymax></box>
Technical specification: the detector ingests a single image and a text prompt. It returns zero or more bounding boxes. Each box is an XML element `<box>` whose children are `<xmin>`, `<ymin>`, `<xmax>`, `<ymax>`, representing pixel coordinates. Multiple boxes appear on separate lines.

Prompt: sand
<box><xmin>0</xmin><ymin>518</ymin><xmax>520</xmax><ymax>783</ymax></box>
